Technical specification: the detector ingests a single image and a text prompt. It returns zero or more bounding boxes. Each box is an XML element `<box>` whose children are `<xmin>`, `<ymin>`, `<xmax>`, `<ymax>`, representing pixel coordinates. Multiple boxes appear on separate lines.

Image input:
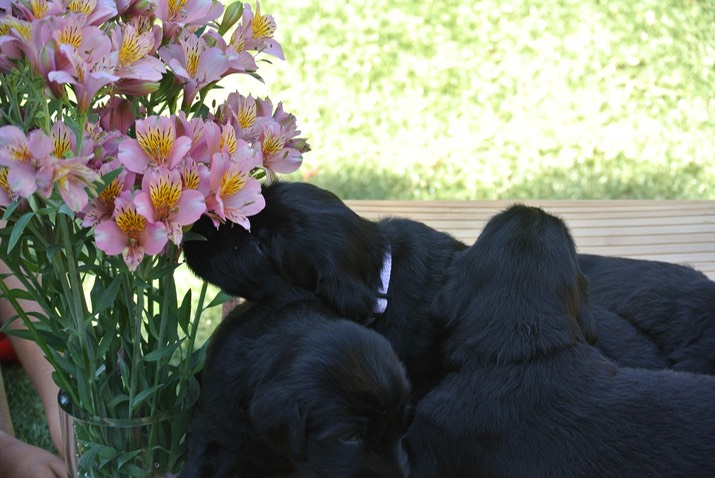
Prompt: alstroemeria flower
<box><xmin>173</xmin><ymin>111</ymin><xmax>206</xmax><ymax>160</ymax></box>
<box><xmin>256</xmin><ymin>121</ymin><xmax>302</xmax><ymax>174</ymax></box>
<box><xmin>155</xmin><ymin>0</ymin><xmax>223</xmax><ymax>40</ymax></box>
<box><xmin>205</xmin><ymin>147</ymin><xmax>264</xmax><ymax>229</ymax></box>
<box><xmin>0</xmin><ymin>125</ymin><xmax>54</xmax><ymax>198</ymax></box>
<box><xmin>218</xmin><ymin>92</ymin><xmax>265</xmax><ymax>143</ymax></box>
<box><xmin>0</xmin><ymin>166</ymin><xmax>16</xmax><ymax>206</ymax></box>
<box><xmin>193</xmin><ymin>121</ymin><xmax>241</xmax><ymax>164</ymax></box>
<box><xmin>178</xmin><ymin>156</ymin><xmax>210</xmax><ymax>196</ymax></box>
<box><xmin>98</xmin><ymin>97</ymin><xmax>136</xmax><ymax>135</ymax></box>
<box><xmin>111</xmin><ymin>23</ymin><xmax>165</xmax><ymax>95</ymax></box>
<box><xmin>203</xmin><ymin>29</ymin><xmax>256</xmax><ymax>75</ymax></box>
<box><xmin>52</xmin><ymin>13</ymin><xmax>106</xmax><ymax>56</ymax></box>
<box><xmin>49</xmin><ymin>40</ymin><xmax>119</xmax><ymax>113</ymax></box>
<box><xmin>158</xmin><ymin>32</ymin><xmax>229</xmax><ymax>108</ymax></box>
<box><xmin>14</xmin><ymin>0</ymin><xmax>64</xmax><ymax>21</ymax></box>
<box><xmin>82</xmin><ymin>158</ymin><xmax>136</xmax><ymax>227</ymax></box>
<box><xmin>94</xmin><ymin>191</ymin><xmax>169</xmax><ymax>271</ymax></box>
<box><xmin>47</xmin><ymin>121</ymin><xmax>101</xmax><ymax>212</ymax></box>
<box><xmin>134</xmin><ymin>167</ymin><xmax>206</xmax><ymax>245</ymax></box>
<box><xmin>238</xmin><ymin>1</ymin><xmax>284</xmax><ymax>60</ymax></box>
<box><xmin>118</xmin><ymin>116</ymin><xmax>192</xmax><ymax>173</ymax></box>
<box><xmin>65</xmin><ymin>0</ymin><xmax>118</xmax><ymax>26</ymax></box>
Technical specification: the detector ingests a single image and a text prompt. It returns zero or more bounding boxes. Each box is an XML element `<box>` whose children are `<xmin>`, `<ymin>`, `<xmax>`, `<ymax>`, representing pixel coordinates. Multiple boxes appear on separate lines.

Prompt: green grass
<box><xmin>219</xmin><ymin>0</ymin><xmax>715</xmax><ymax>199</ymax></box>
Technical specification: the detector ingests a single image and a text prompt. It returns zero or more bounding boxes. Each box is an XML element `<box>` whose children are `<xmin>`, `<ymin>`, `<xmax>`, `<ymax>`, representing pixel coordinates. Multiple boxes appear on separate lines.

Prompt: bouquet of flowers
<box><xmin>0</xmin><ymin>0</ymin><xmax>308</xmax><ymax>475</ymax></box>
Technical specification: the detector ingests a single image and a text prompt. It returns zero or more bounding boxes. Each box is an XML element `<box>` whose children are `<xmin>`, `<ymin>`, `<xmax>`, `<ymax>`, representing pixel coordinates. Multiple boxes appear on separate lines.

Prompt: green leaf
<box><xmin>206</xmin><ymin>289</ymin><xmax>231</xmax><ymax>309</ymax></box>
<box><xmin>143</xmin><ymin>340</ymin><xmax>184</xmax><ymax>362</ymax></box>
<box><xmin>94</xmin><ymin>275</ymin><xmax>123</xmax><ymax>315</ymax></box>
<box><xmin>130</xmin><ymin>383</ymin><xmax>165</xmax><ymax>410</ymax></box>
<box><xmin>7</xmin><ymin>211</ymin><xmax>34</xmax><ymax>253</ymax></box>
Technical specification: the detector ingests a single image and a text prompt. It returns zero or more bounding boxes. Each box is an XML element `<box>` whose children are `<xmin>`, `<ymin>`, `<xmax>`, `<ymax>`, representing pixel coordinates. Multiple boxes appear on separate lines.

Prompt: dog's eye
<box><xmin>338</xmin><ymin>434</ymin><xmax>362</xmax><ymax>446</ymax></box>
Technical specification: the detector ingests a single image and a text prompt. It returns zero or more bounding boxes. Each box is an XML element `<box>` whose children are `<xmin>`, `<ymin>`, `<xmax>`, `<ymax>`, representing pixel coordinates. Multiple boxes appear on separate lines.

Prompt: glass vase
<box><xmin>58</xmin><ymin>378</ymin><xmax>199</xmax><ymax>478</ymax></box>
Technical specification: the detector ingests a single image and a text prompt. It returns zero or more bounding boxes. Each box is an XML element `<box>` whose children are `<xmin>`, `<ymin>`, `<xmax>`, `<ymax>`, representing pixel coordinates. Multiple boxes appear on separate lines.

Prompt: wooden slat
<box><xmin>346</xmin><ymin>200</ymin><xmax>715</xmax><ymax>280</ymax></box>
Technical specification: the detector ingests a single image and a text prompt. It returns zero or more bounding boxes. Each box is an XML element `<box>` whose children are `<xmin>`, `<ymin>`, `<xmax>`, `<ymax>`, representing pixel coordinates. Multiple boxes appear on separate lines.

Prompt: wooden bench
<box><xmin>346</xmin><ymin>200</ymin><xmax>715</xmax><ymax>281</ymax></box>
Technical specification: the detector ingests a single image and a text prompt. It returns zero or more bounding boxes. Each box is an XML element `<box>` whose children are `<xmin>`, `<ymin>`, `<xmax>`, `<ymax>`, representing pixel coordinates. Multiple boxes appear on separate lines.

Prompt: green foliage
<box><xmin>232</xmin><ymin>0</ymin><xmax>715</xmax><ymax>199</ymax></box>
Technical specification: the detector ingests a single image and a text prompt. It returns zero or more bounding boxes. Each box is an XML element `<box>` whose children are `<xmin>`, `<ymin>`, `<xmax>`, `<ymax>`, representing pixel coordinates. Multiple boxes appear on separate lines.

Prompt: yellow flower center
<box><xmin>229</xmin><ymin>29</ymin><xmax>245</xmax><ymax>53</ymax></box>
<box><xmin>30</xmin><ymin>0</ymin><xmax>49</xmax><ymax>18</ymax></box>
<box><xmin>168</xmin><ymin>0</ymin><xmax>188</xmax><ymax>20</ymax></box>
<box><xmin>137</xmin><ymin>125</ymin><xmax>174</xmax><ymax>164</ymax></box>
<box><xmin>115</xmin><ymin>207</ymin><xmax>146</xmax><ymax>242</ymax></box>
<box><xmin>119</xmin><ymin>28</ymin><xmax>153</xmax><ymax>66</ymax></box>
<box><xmin>237</xmin><ymin>100</ymin><xmax>256</xmax><ymax>129</ymax></box>
<box><xmin>4</xmin><ymin>19</ymin><xmax>31</xmax><ymax>40</ymax></box>
<box><xmin>10</xmin><ymin>144</ymin><xmax>33</xmax><ymax>163</ymax></box>
<box><xmin>181</xmin><ymin>166</ymin><xmax>200</xmax><ymax>190</ymax></box>
<box><xmin>53</xmin><ymin>126</ymin><xmax>73</xmax><ymax>158</ymax></box>
<box><xmin>262</xmin><ymin>131</ymin><xmax>285</xmax><ymax>157</ymax></box>
<box><xmin>186</xmin><ymin>49</ymin><xmax>199</xmax><ymax>77</ymax></box>
<box><xmin>59</xmin><ymin>23</ymin><xmax>83</xmax><ymax>49</ymax></box>
<box><xmin>66</xmin><ymin>0</ymin><xmax>96</xmax><ymax>15</ymax></box>
<box><xmin>98</xmin><ymin>178</ymin><xmax>121</xmax><ymax>211</ymax></box>
<box><xmin>149</xmin><ymin>176</ymin><xmax>181</xmax><ymax>219</ymax></box>
<box><xmin>221</xmin><ymin>128</ymin><xmax>237</xmax><ymax>155</ymax></box>
<box><xmin>252</xmin><ymin>6</ymin><xmax>275</xmax><ymax>38</ymax></box>
<box><xmin>221</xmin><ymin>170</ymin><xmax>246</xmax><ymax>196</ymax></box>
<box><xmin>0</xmin><ymin>167</ymin><xmax>10</xmax><ymax>193</ymax></box>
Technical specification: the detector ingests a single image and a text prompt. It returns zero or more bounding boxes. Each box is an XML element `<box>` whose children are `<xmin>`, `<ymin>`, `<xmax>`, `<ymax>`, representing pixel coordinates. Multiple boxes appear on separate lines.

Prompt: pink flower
<box><xmin>205</xmin><ymin>148</ymin><xmax>264</xmax><ymax>229</ymax></box>
<box><xmin>48</xmin><ymin>121</ymin><xmax>101</xmax><ymax>212</ymax></box>
<box><xmin>111</xmin><ymin>23</ymin><xmax>165</xmax><ymax>95</ymax></box>
<box><xmin>0</xmin><ymin>125</ymin><xmax>54</xmax><ymax>199</ymax></box>
<box><xmin>155</xmin><ymin>0</ymin><xmax>223</xmax><ymax>40</ymax></box>
<box><xmin>239</xmin><ymin>1</ymin><xmax>284</xmax><ymax>60</ymax></box>
<box><xmin>94</xmin><ymin>191</ymin><xmax>168</xmax><ymax>271</ymax></box>
<box><xmin>0</xmin><ymin>166</ymin><xmax>15</xmax><ymax>206</ymax></box>
<box><xmin>98</xmin><ymin>97</ymin><xmax>136</xmax><ymax>135</ymax></box>
<box><xmin>49</xmin><ymin>37</ymin><xmax>119</xmax><ymax>113</ymax></box>
<box><xmin>118</xmin><ymin>116</ymin><xmax>192</xmax><ymax>173</ymax></box>
<box><xmin>256</xmin><ymin>121</ymin><xmax>302</xmax><ymax>174</ymax></box>
<box><xmin>218</xmin><ymin>92</ymin><xmax>266</xmax><ymax>143</ymax></box>
<box><xmin>13</xmin><ymin>0</ymin><xmax>63</xmax><ymax>22</ymax></box>
<box><xmin>173</xmin><ymin>112</ymin><xmax>207</xmax><ymax>160</ymax></box>
<box><xmin>134</xmin><ymin>167</ymin><xmax>207</xmax><ymax>245</ymax></box>
<box><xmin>82</xmin><ymin>158</ymin><xmax>136</xmax><ymax>227</ymax></box>
<box><xmin>203</xmin><ymin>29</ymin><xmax>257</xmax><ymax>75</ymax></box>
<box><xmin>158</xmin><ymin>32</ymin><xmax>229</xmax><ymax>108</ymax></box>
<box><xmin>64</xmin><ymin>0</ymin><xmax>118</xmax><ymax>26</ymax></box>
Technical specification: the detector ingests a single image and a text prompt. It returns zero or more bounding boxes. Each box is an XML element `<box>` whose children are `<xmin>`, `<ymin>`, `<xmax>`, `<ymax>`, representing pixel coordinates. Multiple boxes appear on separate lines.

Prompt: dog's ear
<box><xmin>315</xmin><ymin>270</ymin><xmax>380</xmax><ymax>324</ymax></box>
<box><xmin>249</xmin><ymin>383</ymin><xmax>307</xmax><ymax>461</ymax></box>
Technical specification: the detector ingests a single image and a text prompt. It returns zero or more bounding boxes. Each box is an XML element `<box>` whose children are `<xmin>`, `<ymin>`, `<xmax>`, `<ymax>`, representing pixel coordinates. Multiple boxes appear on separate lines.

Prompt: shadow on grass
<box><xmin>302</xmin><ymin>156</ymin><xmax>713</xmax><ymax>201</ymax></box>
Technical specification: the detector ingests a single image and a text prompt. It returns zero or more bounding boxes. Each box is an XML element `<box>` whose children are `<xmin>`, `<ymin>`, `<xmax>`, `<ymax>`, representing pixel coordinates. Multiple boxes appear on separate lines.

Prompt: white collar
<box><xmin>373</xmin><ymin>247</ymin><xmax>392</xmax><ymax>315</ymax></box>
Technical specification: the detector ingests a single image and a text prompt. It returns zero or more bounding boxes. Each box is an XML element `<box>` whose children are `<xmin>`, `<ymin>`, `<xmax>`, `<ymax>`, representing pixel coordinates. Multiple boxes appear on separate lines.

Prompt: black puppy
<box><xmin>183</xmin><ymin>181</ymin><xmax>714</xmax><ymax>382</ymax></box>
<box><xmin>182</xmin><ymin>290</ymin><xmax>411</xmax><ymax>478</ymax></box>
<box><xmin>184</xmin><ymin>181</ymin><xmax>466</xmax><ymax>399</ymax></box>
<box><xmin>580</xmin><ymin>253</ymin><xmax>715</xmax><ymax>373</ymax></box>
<box><xmin>406</xmin><ymin>204</ymin><xmax>715</xmax><ymax>477</ymax></box>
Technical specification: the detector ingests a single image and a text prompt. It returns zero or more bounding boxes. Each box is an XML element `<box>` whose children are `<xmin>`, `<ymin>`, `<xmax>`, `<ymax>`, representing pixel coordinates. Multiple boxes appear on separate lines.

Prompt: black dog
<box><xmin>183</xmin><ymin>181</ymin><xmax>466</xmax><ymax>399</ymax></box>
<box><xmin>182</xmin><ymin>290</ymin><xmax>411</xmax><ymax>478</ymax></box>
<box><xmin>405</xmin><ymin>204</ymin><xmax>715</xmax><ymax>477</ymax></box>
<box><xmin>580</xmin><ymin>253</ymin><xmax>715</xmax><ymax>373</ymax></box>
<box><xmin>183</xmin><ymin>181</ymin><xmax>715</xmax><ymax>382</ymax></box>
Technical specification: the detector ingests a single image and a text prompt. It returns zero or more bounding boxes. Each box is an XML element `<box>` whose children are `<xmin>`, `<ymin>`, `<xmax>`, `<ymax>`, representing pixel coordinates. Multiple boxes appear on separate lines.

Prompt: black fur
<box><xmin>579</xmin><ymin>253</ymin><xmax>715</xmax><ymax>374</ymax></box>
<box><xmin>406</xmin><ymin>204</ymin><xmax>715</xmax><ymax>477</ymax></box>
<box><xmin>183</xmin><ymin>181</ymin><xmax>715</xmax><ymax>380</ymax></box>
<box><xmin>183</xmin><ymin>181</ymin><xmax>465</xmax><ymax>399</ymax></box>
<box><xmin>182</xmin><ymin>290</ymin><xmax>411</xmax><ymax>478</ymax></box>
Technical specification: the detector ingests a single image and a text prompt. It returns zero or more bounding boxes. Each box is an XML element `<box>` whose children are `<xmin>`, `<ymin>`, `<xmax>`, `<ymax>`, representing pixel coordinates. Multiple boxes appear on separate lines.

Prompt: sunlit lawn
<box><xmin>220</xmin><ymin>0</ymin><xmax>715</xmax><ymax>200</ymax></box>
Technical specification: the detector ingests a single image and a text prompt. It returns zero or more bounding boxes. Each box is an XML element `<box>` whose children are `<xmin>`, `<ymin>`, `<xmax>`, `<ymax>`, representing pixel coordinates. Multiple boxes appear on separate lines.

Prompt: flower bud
<box><xmin>218</xmin><ymin>1</ymin><xmax>244</xmax><ymax>36</ymax></box>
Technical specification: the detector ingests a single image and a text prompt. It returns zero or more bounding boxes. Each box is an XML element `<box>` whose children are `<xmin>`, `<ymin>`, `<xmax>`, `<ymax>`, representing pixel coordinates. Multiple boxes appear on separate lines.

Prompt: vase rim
<box><xmin>57</xmin><ymin>376</ymin><xmax>200</xmax><ymax>427</ymax></box>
